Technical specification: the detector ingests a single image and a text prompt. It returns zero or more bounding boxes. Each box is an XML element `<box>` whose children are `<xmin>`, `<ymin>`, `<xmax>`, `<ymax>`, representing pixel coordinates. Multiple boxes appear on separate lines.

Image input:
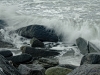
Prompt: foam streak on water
<box><xmin>0</xmin><ymin>0</ymin><xmax>100</xmax><ymax>65</ymax></box>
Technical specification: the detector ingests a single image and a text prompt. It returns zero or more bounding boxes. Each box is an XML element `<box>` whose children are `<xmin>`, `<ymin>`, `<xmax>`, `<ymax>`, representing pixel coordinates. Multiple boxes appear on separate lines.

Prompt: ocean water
<box><xmin>0</xmin><ymin>0</ymin><xmax>100</xmax><ymax>66</ymax></box>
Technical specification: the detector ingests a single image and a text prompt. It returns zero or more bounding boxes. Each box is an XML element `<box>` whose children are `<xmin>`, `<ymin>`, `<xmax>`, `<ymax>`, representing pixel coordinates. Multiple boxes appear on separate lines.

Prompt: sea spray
<box><xmin>0</xmin><ymin>0</ymin><xmax>100</xmax><ymax>66</ymax></box>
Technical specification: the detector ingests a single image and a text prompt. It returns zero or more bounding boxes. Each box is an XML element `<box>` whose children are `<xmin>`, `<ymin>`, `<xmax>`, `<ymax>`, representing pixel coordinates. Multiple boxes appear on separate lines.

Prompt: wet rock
<box><xmin>0</xmin><ymin>54</ymin><xmax>21</xmax><ymax>75</ymax></box>
<box><xmin>68</xmin><ymin>64</ymin><xmax>100</xmax><ymax>75</ymax></box>
<box><xmin>62</xmin><ymin>48</ymin><xmax>75</xmax><ymax>56</ymax></box>
<box><xmin>58</xmin><ymin>64</ymin><xmax>77</xmax><ymax>70</ymax></box>
<box><xmin>7</xmin><ymin>53</ymin><xmax>32</xmax><ymax>65</ymax></box>
<box><xmin>0</xmin><ymin>40</ymin><xmax>14</xmax><ymax>48</ymax></box>
<box><xmin>18</xmin><ymin>64</ymin><xmax>45</xmax><ymax>75</ymax></box>
<box><xmin>0</xmin><ymin>20</ymin><xmax>7</xmax><ymax>29</ymax></box>
<box><xmin>44</xmin><ymin>42</ymin><xmax>60</xmax><ymax>48</ymax></box>
<box><xmin>38</xmin><ymin>57</ymin><xmax>59</xmax><ymax>69</ymax></box>
<box><xmin>45</xmin><ymin>67</ymin><xmax>72</xmax><ymax>75</ymax></box>
<box><xmin>76</xmin><ymin>37</ymin><xmax>88</xmax><ymax>55</ymax></box>
<box><xmin>76</xmin><ymin>37</ymin><xmax>100</xmax><ymax>55</ymax></box>
<box><xmin>15</xmin><ymin>25</ymin><xmax>59</xmax><ymax>42</ymax></box>
<box><xmin>80</xmin><ymin>53</ymin><xmax>100</xmax><ymax>65</ymax></box>
<box><xmin>88</xmin><ymin>41</ymin><xmax>100</xmax><ymax>53</ymax></box>
<box><xmin>72</xmin><ymin>44</ymin><xmax>76</xmax><ymax>46</ymax></box>
<box><xmin>0</xmin><ymin>31</ymin><xmax>4</xmax><ymax>40</ymax></box>
<box><xmin>21</xmin><ymin>46</ymin><xmax>60</xmax><ymax>57</ymax></box>
<box><xmin>30</xmin><ymin>37</ymin><xmax>44</xmax><ymax>48</ymax></box>
<box><xmin>0</xmin><ymin>50</ymin><xmax>13</xmax><ymax>58</ymax></box>
<box><xmin>0</xmin><ymin>69</ymin><xmax>6</xmax><ymax>75</ymax></box>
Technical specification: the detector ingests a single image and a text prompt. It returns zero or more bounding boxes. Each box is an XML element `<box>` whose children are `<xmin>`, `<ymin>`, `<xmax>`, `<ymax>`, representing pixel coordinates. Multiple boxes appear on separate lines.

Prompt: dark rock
<box><xmin>88</xmin><ymin>41</ymin><xmax>100</xmax><ymax>53</ymax></box>
<box><xmin>30</xmin><ymin>37</ymin><xmax>44</xmax><ymax>48</ymax></box>
<box><xmin>0</xmin><ymin>50</ymin><xmax>13</xmax><ymax>58</ymax></box>
<box><xmin>15</xmin><ymin>25</ymin><xmax>58</xmax><ymax>42</ymax></box>
<box><xmin>0</xmin><ymin>20</ymin><xmax>7</xmax><ymax>29</ymax></box>
<box><xmin>72</xmin><ymin>44</ymin><xmax>76</xmax><ymax>46</ymax></box>
<box><xmin>0</xmin><ymin>69</ymin><xmax>6</xmax><ymax>75</ymax></box>
<box><xmin>68</xmin><ymin>64</ymin><xmax>100</xmax><ymax>75</ymax></box>
<box><xmin>0</xmin><ymin>31</ymin><xmax>4</xmax><ymax>40</ymax></box>
<box><xmin>38</xmin><ymin>57</ymin><xmax>59</xmax><ymax>69</ymax></box>
<box><xmin>76</xmin><ymin>37</ymin><xmax>100</xmax><ymax>55</ymax></box>
<box><xmin>18</xmin><ymin>64</ymin><xmax>45</xmax><ymax>75</ymax></box>
<box><xmin>58</xmin><ymin>64</ymin><xmax>77</xmax><ymax>70</ymax></box>
<box><xmin>76</xmin><ymin>37</ymin><xmax>88</xmax><ymax>55</ymax></box>
<box><xmin>80</xmin><ymin>53</ymin><xmax>100</xmax><ymax>65</ymax></box>
<box><xmin>20</xmin><ymin>46</ymin><xmax>60</xmax><ymax>57</ymax></box>
<box><xmin>45</xmin><ymin>67</ymin><xmax>72</xmax><ymax>75</ymax></box>
<box><xmin>0</xmin><ymin>40</ymin><xmax>14</xmax><ymax>48</ymax></box>
<box><xmin>7</xmin><ymin>53</ymin><xmax>32</xmax><ymax>65</ymax></box>
<box><xmin>0</xmin><ymin>54</ymin><xmax>21</xmax><ymax>75</ymax></box>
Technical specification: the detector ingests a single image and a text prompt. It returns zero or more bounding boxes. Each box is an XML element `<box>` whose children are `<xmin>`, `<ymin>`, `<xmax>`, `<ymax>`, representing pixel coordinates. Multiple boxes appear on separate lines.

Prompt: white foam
<box><xmin>58</xmin><ymin>55</ymin><xmax>83</xmax><ymax>66</ymax></box>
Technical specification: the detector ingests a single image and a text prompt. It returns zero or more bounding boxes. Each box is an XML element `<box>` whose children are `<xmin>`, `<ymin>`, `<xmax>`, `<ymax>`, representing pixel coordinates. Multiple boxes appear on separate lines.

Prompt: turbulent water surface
<box><xmin>0</xmin><ymin>0</ymin><xmax>100</xmax><ymax>66</ymax></box>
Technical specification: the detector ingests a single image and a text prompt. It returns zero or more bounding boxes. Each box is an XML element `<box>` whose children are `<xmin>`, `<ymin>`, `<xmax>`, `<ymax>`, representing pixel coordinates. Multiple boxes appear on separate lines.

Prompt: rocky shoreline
<box><xmin>0</xmin><ymin>20</ymin><xmax>100</xmax><ymax>75</ymax></box>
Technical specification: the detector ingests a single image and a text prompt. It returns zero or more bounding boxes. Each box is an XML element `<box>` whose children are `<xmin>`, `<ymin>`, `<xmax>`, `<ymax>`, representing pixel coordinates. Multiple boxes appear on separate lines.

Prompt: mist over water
<box><xmin>0</xmin><ymin>0</ymin><xmax>100</xmax><ymax>65</ymax></box>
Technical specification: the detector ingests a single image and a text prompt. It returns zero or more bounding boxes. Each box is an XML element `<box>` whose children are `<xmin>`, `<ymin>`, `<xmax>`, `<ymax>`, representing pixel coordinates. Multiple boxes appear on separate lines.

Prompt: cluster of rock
<box><xmin>0</xmin><ymin>20</ymin><xmax>72</xmax><ymax>75</ymax></box>
<box><xmin>0</xmin><ymin>20</ymin><xmax>100</xmax><ymax>75</ymax></box>
<box><xmin>67</xmin><ymin>37</ymin><xmax>100</xmax><ymax>75</ymax></box>
<box><xmin>0</xmin><ymin>37</ymin><xmax>72</xmax><ymax>75</ymax></box>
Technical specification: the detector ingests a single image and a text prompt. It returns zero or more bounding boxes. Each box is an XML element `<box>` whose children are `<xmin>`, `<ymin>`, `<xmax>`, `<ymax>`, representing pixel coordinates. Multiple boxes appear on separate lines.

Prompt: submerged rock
<box><xmin>44</xmin><ymin>42</ymin><xmax>60</xmax><ymax>48</ymax></box>
<box><xmin>0</xmin><ymin>54</ymin><xmax>21</xmax><ymax>75</ymax></box>
<box><xmin>30</xmin><ymin>37</ymin><xmax>44</xmax><ymax>48</ymax></box>
<box><xmin>80</xmin><ymin>53</ymin><xmax>100</xmax><ymax>65</ymax></box>
<box><xmin>0</xmin><ymin>20</ymin><xmax>7</xmax><ymax>29</ymax></box>
<box><xmin>38</xmin><ymin>57</ymin><xmax>59</xmax><ymax>69</ymax></box>
<box><xmin>0</xmin><ymin>40</ymin><xmax>14</xmax><ymax>48</ymax></box>
<box><xmin>20</xmin><ymin>46</ymin><xmax>60</xmax><ymax>57</ymax></box>
<box><xmin>0</xmin><ymin>50</ymin><xmax>13</xmax><ymax>58</ymax></box>
<box><xmin>0</xmin><ymin>32</ymin><xmax>4</xmax><ymax>40</ymax></box>
<box><xmin>62</xmin><ymin>48</ymin><xmax>75</xmax><ymax>56</ymax></box>
<box><xmin>18</xmin><ymin>64</ymin><xmax>45</xmax><ymax>75</ymax></box>
<box><xmin>15</xmin><ymin>25</ymin><xmax>59</xmax><ymax>42</ymax></box>
<box><xmin>7</xmin><ymin>53</ymin><xmax>32</xmax><ymax>65</ymax></box>
<box><xmin>45</xmin><ymin>67</ymin><xmax>72</xmax><ymax>75</ymax></box>
<box><xmin>68</xmin><ymin>64</ymin><xmax>100</xmax><ymax>75</ymax></box>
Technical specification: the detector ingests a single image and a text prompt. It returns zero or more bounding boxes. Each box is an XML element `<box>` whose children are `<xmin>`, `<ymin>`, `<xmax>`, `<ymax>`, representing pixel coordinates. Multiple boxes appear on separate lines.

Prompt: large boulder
<box><xmin>76</xmin><ymin>37</ymin><xmax>100</xmax><ymax>55</ymax></box>
<box><xmin>7</xmin><ymin>53</ymin><xmax>33</xmax><ymax>65</ymax></box>
<box><xmin>80</xmin><ymin>53</ymin><xmax>100</xmax><ymax>65</ymax></box>
<box><xmin>30</xmin><ymin>37</ymin><xmax>44</xmax><ymax>48</ymax></box>
<box><xmin>15</xmin><ymin>25</ymin><xmax>59</xmax><ymax>42</ymax></box>
<box><xmin>76</xmin><ymin>37</ymin><xmax>88</xmax><ymax>55</ymax></box>
<box><xmin>0</xmin><ymin>20</ymin><xmax>7</xmax><ymax>29</ymax></box>
<box><xmin>0</xmin><ymin>50</ymin><xmax>13</xmax><ymax>58</ymax></box>
<box><xmin>18</xmin><ymin>64</ymin><xmax>45</xmax><ymax>75</ymax></box>
<box><xmin>0</xmin><ymin>54</ymin><xmax>21</xmax><ymax>75</ymax></box>
<box><xmin>67</xmin><ymin>64</ymin><xmax>100</xmax><ymax>75</ymax></box>
<box><xmin>20</xmin><ymin>46</ymin><xmax>60</xmax><ymax>57</ymax></box>
<box><xmin>45</xmin><ymin>67</ymin><xmax>72</xmax><ymax>75</ymax></box>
